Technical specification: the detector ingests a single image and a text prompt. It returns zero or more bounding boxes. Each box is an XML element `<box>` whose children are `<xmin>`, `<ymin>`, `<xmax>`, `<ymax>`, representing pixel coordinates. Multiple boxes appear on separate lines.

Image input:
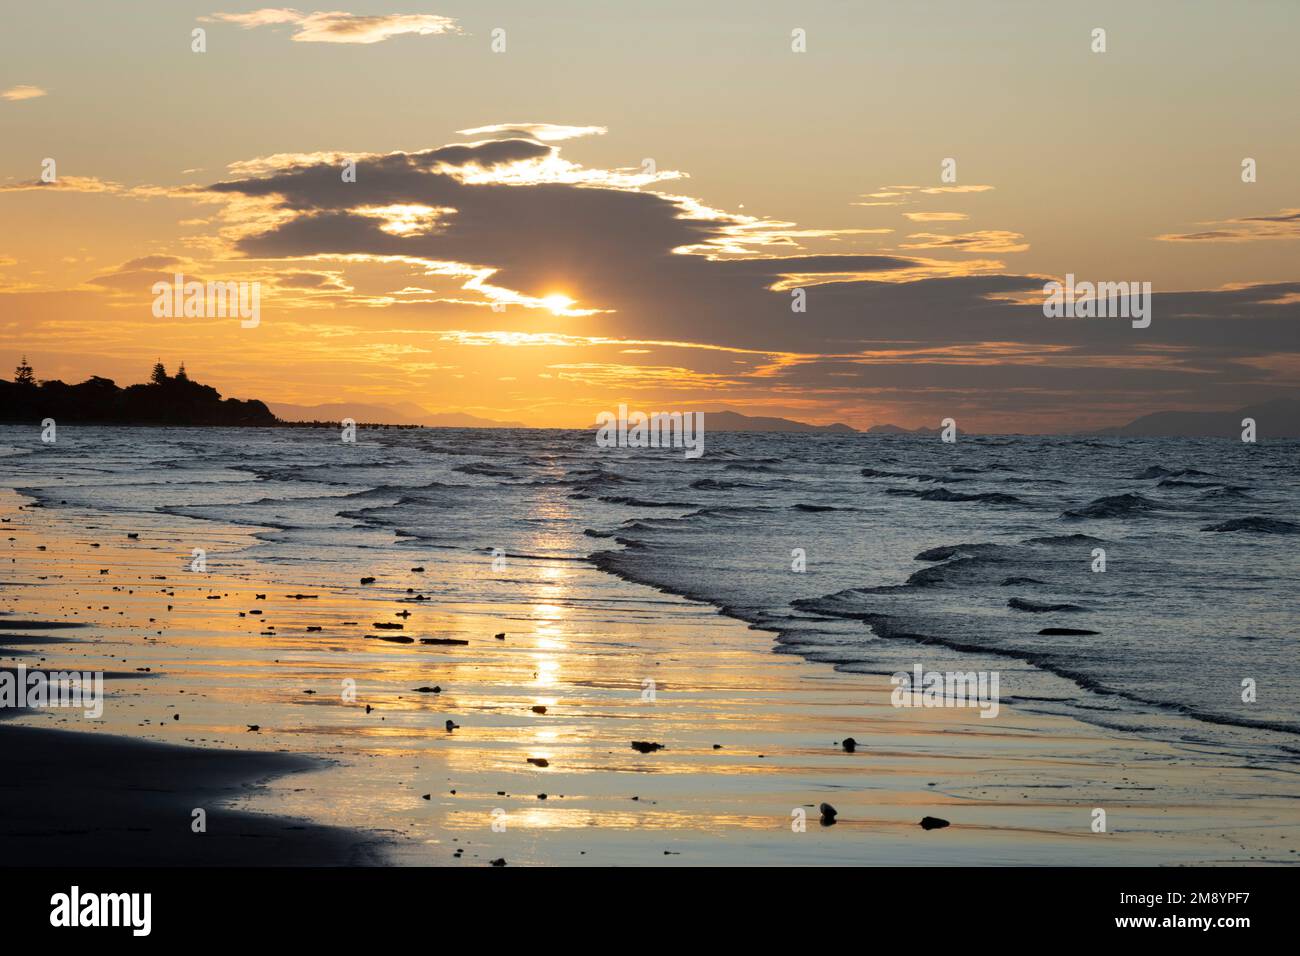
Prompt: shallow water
<box><xmin>2</xmin><ymin>425</ymin><xmax>1296</xmax><ymax>767</ymax></box>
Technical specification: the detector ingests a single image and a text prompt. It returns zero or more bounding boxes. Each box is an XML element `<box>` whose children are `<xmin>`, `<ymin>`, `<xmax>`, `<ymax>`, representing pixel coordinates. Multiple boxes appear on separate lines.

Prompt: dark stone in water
<box><xmin>445</xmin><ymin>719</ymin><xmax>459</xmax><ymax>731</ymax></box>
<box><xmin>372</xmin><ymin>622</ymin><xmax>403</xmax><ymax>629</ymax></box>
<box><xmin>367</xmin><ymin>634</ymin><xmax>414</xmax><ymax>644</ymax></box>
<box><xmin>527</xmin><ymin>758</ymin><xmax>549</xmax><ymax>767</ymax></box>
<box><xmin>531</xmin><ymin>705</ymin><xmax>547</xmax><ymax>714</ymax></box>
<box><xmin>631</xmin><ymin>741</ymin><xmax>664</xmax><ymax>753</ymax></box>
<box><xmin>1008</xmin><ymin>598</ymin><xmax>1088</xmax><ymax>613</ymax></box>
<box><xmin>360</xmin><ymin>577</ymin><xmax>376</xmax><ymax>585</ymax></box>
<box><xmin>412</xmin><ymin>686</ymin><xmax>442</xmax><ymax>693</ymax></box>
<box><xmin>819</xmin><ymin>803</ymin><xmax>837</xmax><ymax>826</ymax></box>
<box><xmin>421</xmin><ymin>637</ymin><xmax>469</xmax><ymax>645</ymax></box>
<box><xmin>841</xmin><ymin>737</ymin><xmax>857</xmax><ymax>753</ymax></box>
<box><xmin>920</xmin><ymin>816</ymin><xmax>950</xmax><ymax>830</ymax></box>
<box><xmin>490</xmin><ymin>858</ymin><xmax>506</xmax><ymax>867</ymax></box>
<box><xmin>1039</xmin><ymin>627</ymin><xmax>1099</xmax><ymax>636</ymax></box>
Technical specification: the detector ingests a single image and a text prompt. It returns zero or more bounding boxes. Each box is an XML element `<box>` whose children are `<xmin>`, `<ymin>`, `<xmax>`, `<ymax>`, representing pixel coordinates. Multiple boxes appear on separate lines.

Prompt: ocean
<box><xmin>2</xmin><ymin>424</ymin><xmax>1297</xmax><ymax>772</ymax></box>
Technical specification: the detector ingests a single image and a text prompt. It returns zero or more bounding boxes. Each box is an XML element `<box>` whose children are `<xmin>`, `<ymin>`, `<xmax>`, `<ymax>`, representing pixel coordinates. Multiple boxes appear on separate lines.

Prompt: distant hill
<box><xmin>1098</xmin><ymin>397</ymin><xmax>1300</xmax><ymax>438</ymax></box>
<box><xmin>698</xmin><ymin>410</ymin><xmax>857</xmax><ymax>433</ymax></box>
<box><xmin>269</xmin><ymin>401</ymin><xmax>526</xmax><ymax>428</ymax></box>
<box><xmin>0</xmin><ymin>367</ymin><xmax>275</xmax><ymax>426</ymax></box>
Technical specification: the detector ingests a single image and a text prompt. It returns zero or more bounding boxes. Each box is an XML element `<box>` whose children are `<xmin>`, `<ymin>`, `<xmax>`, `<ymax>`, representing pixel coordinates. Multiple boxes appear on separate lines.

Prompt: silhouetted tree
<box><xmin>175</xmin><ymin>362</ymin><xmax>189</xmax><ymax>382</ymax></box>
<box><xmin>150</xmin><ymin>360</ymin><xmax>168</xmax><ymax>384</ymax></box>
<box><xmin>13</xmin><ymin>356</ymin><xmax>35</xmax><ymax>386</ymax></box>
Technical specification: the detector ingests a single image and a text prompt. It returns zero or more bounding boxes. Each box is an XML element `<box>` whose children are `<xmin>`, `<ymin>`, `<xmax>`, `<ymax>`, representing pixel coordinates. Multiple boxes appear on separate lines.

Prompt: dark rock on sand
<box><xmin>1039</xmin><ymin>627</ymin><xmax>1100</xmax><ymax>636</ymax></box>
<box><xmin>841</xmin><ymin>737</ymin><xmax>858</xmax><ymax>753</ymax></box>
<box><xmin>819</xmin><ymin>803</ymin><xmax>837</xmax><ymax>826</ymax></box>
<box><xmin>920</xmin><ymin>816</ymin><xmax>950</xmax><ymax>830</ymax></box>
<box><xmin>631</xmin><ymin>741</ymin><xmax>665</xmax><ymax>753</ymax></box>
<box><xmin>421</xmin><ymin>637</ymin><xmax>468</xmax><ymax>645</ymax></box>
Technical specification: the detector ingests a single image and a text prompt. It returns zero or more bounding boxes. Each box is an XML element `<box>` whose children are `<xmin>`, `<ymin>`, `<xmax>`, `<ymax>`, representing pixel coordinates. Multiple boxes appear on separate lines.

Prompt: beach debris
<box><xmin>411</xmin><ymin>566</ymin><xmax>425</xmax><ymax>572</ymax></box>
<box><xmin>367</xmin><ymin>634</ymin><xmax>414</xmax><ymax>644</ymax></box>
<box><xmin>712</xmin><ymin>744</ymin><xmax>722</xmax><ymax>749</ymax></box>
<box><xmin>285</xmin><ymin>594</ymin><xmax>317</xmax><ymax>599</ymax></box>
<box><xmin>527</xmin><ymin>758</ymin><xmax>549</xmax><ymax>767</ymax></box>
<box><xmin>360</xmin><ymin>576</ymin><xmax>376</xmax><ymax>585</ymax></box>
<box><xmin>819</xmin><ymin>803</ymin><xmax>838</xmax><ymax>826</ymax></box>
<box><xmin>490</xmin><ymin>858</ymin><xmax>506</xmax><ymax>867</ymax></box>
<box><xmin>421</xmin><ymin>637</ymin><xmax>468</xmax><ymax>646</ymax></box>
<box><xmin>421</xmin><ymin>794</ymin><xmax>431</xmax><ymax>800</ymax></box>
<box><xmin>841</xmin><ymin>737</ymin><xmax>858</xmax><ymax>753</ymax></box>
<box><xmin>395</xmin><ymin>610</ymin><xmax>412</xmax><ymax>618</ymax></box>
<box><xmin>412</xmin><ymin>686</ymin><xmax>442</xmax><ymax>694</ymax></box>
<box><xmin>255</xmin><ymin>593</ymin><xmax>266</xmax><ymax>600</ymax></box>
<box><xmin>127</xmin><ymin>533</ymin><xmax>139</xmax><ymax>539</ymax></box>
<box><xmin>537</xmin><ymin>793</ymin><xmax>548</xmax><ymax>800</ymax></box>
<box><xmin>306</xmin><ymin>626</ymin><xmax>322</xmax><ymax>632</ymax></box>
<box><xmin>920</xmin><ymin>816</ymin><xmax>950</xmax><ymax>830</ymax></box>
<box><xmin>372</xmin><ymin>622</ymin><xmax>404</xmax><ymax>630</ymax></box>
<box><xmin>631</xmin><ymin>741</ymin><xmax>664</xmax><ymax>754</ymax></box>
<box><xmin>531</xmin><ymin>705</ymin><xmax>547</xmax><ymax>714</ymax></box>
<box><xmin>246</xmin><ymin>725</ymin><xmax>260</xmax><ymax>732</ymax></box>
<box><xmin>366</xmin><ymin>705</ymin><xmax>373</xmax><ymax>714</ymax></box>
<box><xmin>445</xmin><ymin>719</ymin><xmax>459</xmax><ymax>731</ymax></box>
<box><xmin>494</xmin><ymin>632</ymin><xmax>506</xmax><ymax>640</ymax></box>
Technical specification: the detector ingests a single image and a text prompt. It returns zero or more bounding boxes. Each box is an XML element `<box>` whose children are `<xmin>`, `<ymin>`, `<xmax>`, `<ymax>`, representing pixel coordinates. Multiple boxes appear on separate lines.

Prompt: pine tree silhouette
<box><xmin>150</xmin><ymin>360</ymin><xmax>168</xmax><ymax>384</ymax></box>
<box><xmin>13</xmin><ymin>355</ymin><xmax>35</xmax><ymax>386</ymax></box>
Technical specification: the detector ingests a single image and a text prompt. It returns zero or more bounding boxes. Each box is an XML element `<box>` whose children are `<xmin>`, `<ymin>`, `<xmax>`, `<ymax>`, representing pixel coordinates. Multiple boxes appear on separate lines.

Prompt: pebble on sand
<box><xmin>920</xmin><ymin>816</ymin><xmax>950</xmax><ymax>830</ymax></box>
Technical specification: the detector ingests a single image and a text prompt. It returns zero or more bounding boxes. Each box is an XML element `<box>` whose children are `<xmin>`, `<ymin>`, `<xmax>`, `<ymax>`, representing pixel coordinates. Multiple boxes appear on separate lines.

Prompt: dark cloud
<box><xmin>203</xmin><ymin>141</ymin><xmax>1300</xmax><ymax>418</ymax></box>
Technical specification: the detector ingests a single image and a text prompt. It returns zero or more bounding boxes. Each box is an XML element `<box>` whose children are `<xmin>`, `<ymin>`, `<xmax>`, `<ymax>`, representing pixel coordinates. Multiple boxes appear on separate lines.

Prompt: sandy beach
<box><xmin>2</xmin><ymin>484</ymin><xmax>1295</xmax><ymax>866</ymax></box>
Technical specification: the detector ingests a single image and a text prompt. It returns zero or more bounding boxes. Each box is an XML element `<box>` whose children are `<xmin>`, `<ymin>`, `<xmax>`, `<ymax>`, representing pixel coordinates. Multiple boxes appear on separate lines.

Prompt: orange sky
<box><xmin>2</xmin><ymin>2</ymin><xmax>1298</xmax><ymax>431</ymax></box>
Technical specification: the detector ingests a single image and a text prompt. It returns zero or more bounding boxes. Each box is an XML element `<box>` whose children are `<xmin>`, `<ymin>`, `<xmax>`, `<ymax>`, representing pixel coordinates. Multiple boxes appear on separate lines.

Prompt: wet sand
<box><xmin>1</xmin><ymin>488</ymin><xmax>1296</xmax><ymax>866</ymax></box>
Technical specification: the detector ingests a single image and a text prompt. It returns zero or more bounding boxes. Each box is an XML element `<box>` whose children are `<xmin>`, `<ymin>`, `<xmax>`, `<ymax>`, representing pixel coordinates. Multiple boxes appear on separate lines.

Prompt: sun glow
<box><xmin>541</xmin><ymin>293</ymin><xmax>575</xmax><ymax>315</ymax></box>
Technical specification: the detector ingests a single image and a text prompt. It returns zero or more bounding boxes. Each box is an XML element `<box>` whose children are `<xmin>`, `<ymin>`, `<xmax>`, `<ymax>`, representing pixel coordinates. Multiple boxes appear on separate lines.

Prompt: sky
<box><xmin>2</xmin><ymin>0</ymin><xmax>1298</xmax><ymax>431</ymax></box>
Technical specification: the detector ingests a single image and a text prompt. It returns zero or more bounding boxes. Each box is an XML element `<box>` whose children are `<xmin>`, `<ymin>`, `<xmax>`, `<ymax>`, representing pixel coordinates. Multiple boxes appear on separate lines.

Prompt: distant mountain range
<box><xmin>1096</xmin><ymin>397</ymin><xmax>1300</xmax><ymax>438</ymax></box>
<box><xmin>268</xmin><ymin>401</ymin><xmax>526</xmax><ymax>428</ymax></box>
<box><xmin>696</xmin><ymin>410</ymin><xmax>856</xmax><ymax>433</ymax></box>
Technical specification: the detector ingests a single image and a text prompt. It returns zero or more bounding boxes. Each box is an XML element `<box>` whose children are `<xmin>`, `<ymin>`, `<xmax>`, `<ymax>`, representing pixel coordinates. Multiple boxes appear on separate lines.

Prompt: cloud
<box><xmin>26</xmin><ymin>128</ymin><xmax>1295</xmax><ymax>428</ymax></box>
<box><xmin>457</xmin><ymin>124</ymin><xmax>608</xmax><ymax>142</ymax></box>
<box><xmin>1157</xmin><ymin>208</ymin><xmax>1300</xmax><ymax>243</ymax></box>
<box><xmin>204</xmin><ymin>9</ymin><xmax>460</xmax><ymax>44</ymax></box>
<box><xmin>900</xmin><ymin>230</ymin><xmax>1029</xmax><ymax>253</ymax></box>
<box><xmin>2</xmin><ymin>85</ymin><xmax>46</xmax><ymax>102</ymax></box>
<box><xmin>903</xmin><ymin>211</ymin><xmax>968</xmax><ymax>222</ymax></box>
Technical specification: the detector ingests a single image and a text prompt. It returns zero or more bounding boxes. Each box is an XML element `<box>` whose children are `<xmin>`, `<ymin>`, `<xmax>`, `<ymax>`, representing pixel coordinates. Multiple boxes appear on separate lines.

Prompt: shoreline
<box><xmin>1</xmin><ymin>487</ymin><xmax>1296</xmax><ymax>865</ymax></box>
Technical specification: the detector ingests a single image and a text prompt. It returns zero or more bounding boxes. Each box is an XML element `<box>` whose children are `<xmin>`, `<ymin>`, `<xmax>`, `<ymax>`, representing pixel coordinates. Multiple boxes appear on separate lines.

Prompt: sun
<box><xmin>540</xmin><ymin>293</ymin><xmax>574</xmax><ymax>315</ymax></box>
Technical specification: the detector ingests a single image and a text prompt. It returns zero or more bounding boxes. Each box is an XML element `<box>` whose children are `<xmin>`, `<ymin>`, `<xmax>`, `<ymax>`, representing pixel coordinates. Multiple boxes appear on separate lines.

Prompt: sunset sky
<box><xmin>2</xmin><ymin>1</ymin><xmax>1298</xmax><ymax>431</ymax></box>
